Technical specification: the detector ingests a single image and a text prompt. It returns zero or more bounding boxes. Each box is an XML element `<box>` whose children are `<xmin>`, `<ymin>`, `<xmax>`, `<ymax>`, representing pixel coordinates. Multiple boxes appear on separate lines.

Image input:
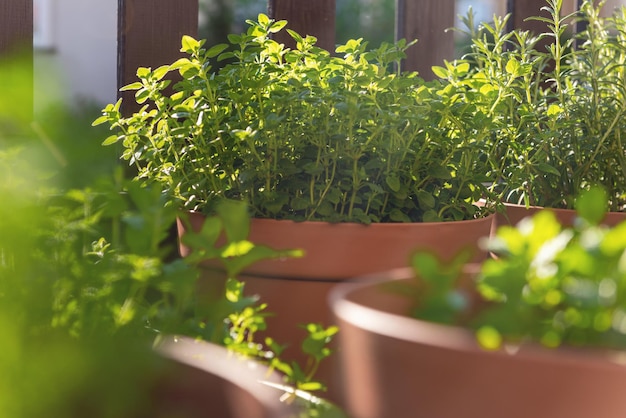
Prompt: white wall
<box><xmin>35</xmin><ymin>0</ymin><xmax>118</xmax><ymax>109</ymax></box>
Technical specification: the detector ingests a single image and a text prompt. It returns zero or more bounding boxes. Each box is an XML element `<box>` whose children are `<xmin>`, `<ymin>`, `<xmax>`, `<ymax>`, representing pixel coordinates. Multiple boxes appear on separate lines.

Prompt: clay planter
<box><xmin>178</xmin><ymin>211</ymin><xmax>495</xmax><ymax>279</ymax></box>
<box><xmin>329</xmin><ymin>268</ymin><xmax>626</xmax><ymax>418</ymax></box>
<box><xmin>496</xmin><ymin>202</ymin><xmax>626</xmax><ymax>229</ymax></box>
<box><xmin>176</xmin><ymin>211</ymin><xmax>495</xmax><ymax>397</ymax></box>
<box><xmin>151</xmin><ymin>336</ymin><xmax>296</xmax><ymax>418</ymax></box>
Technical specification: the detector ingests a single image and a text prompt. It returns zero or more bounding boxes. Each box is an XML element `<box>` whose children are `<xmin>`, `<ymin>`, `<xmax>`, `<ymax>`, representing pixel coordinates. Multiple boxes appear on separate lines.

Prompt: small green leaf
<box><xmin>535</xmin><ymin>163</ymin><xmax>560</xmax><ymax>176</ymax></box>
<box><xmin>136</xmin><ymin>67</ymin><xmax>151</xmax><ymax>78</ymax></box>
<box><xmin>429</xmin><ymin>165</ymin><xmax>451</xmax><ymax>179</ymax></box>
<box><xmin>389</xmin><ymin>208</ymin><xmax>411</xmax><ymax>222</ymax></box>
<box><xmin>546</xmin><ymin>103</ymin><xmax>563</xmax><ymax>117</ymax></box>
<box><xmin>417</xmin><ymin>190</ymin><xmax>436</xmax><ymax>209</ymax></box>
<box><xmin>476</xmin><ymin>326</ymin><xmax>502</xmax><ymax>350</ymax></box>
<box><xmin>432</xmin><ymin>66</ymin><xmax>448</xmax><ymax>79</ymax></box>
<box><xmin>575</xmin><ymin>186</ymin><xmax>608</xmax><ymax>226</ymax></box>
<box><xmin>221</xmin><ymin>240</ymin><xmax>255</xmax><ymax>258</ymax></box>
<box><xmin>101</xmin><ymin>135</ymin><xmax>120</xmax><ymax>146</ymax></box>
<box><xmin>120</xmin><ymin>82</ymin><xmax>143</xmax><ymax>91</ymax></box>
<box><xmin>216</xmin><ymin>199</ymin><xmax>250</xmax><ymax>242</ymax></box>
<box><xmin>181</xmin><ymin>35</ymin><xmax>200</xmax><ymax>53</ymax></box>
<box><xmin>92</xmin><ymin>115</ymin><xmax>109</xmax><ymax>126</ymax></box>
<box><xmin>505</xmin><ymin>58</ymin><xmax>520</xmax><ymax>76</ymax></box>
<box><xmin>206</xmin><ymin>43</ymin><xmax>229</xmax><ymax>58</ymax></box>
<box><xmin>386</xmin><ymin>175</ymin><xmax>401</xmax><ymax>192</ymax></box>
<box><xmin>422</xmin><ymin>210</ymin><xmax>441</xmax><ymax>222</ymax></box>
<box><xmin>257</xmin><ymin>13</ymin><xmax>270</xmax><ymax>26</ymax></box>
<box><xmin>287</xmin><ymin>29</ymin><xmax>303</xmax><ymax>44</ymax></box>
<box><xmin>135</xmin><ymin>88</ymin><xmax>150</xmax><ymax>104</ymax></box>
<box><xmin>152</xmin><ymin>65</ymin><xmax>170</xmax><ymax>81</ymax></box>
<box><xmin>455</xmin><ymin>61</ymin><xmax>470</xmax><ymax>76</ymax></box>
<box><xmin>268</xmin><ymin>20</ymin><xmax>288</xmax><ymax>33</ymax></box>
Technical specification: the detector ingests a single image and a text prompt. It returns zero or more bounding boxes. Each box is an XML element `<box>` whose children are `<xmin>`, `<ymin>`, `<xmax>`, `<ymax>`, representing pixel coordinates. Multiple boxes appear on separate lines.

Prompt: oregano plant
<box><xmin>95</xmin><ymin>14</ymin><xmax>494</xmax><ymax>223</ymax></box>
<box><xmin>441</xmin><ymin>0</ymin><xmax>626</xmax><ymax>211</ymax></box>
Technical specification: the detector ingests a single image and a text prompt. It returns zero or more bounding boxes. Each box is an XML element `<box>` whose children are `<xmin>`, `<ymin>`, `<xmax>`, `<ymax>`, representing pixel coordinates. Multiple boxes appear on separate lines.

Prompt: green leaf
<box><xmin>206</xmin><ymin>43</ymin><xmax>229</xmax><ymax>58</ymax></box>
<box><xmin>181</xmin><ymin>35</ymin><xmax>200</xmax><ymax>53</ymax></box>
<box><xmin>225</xmin><ymin>278</ymin><xmax>245</xmax><ymax>302</ymax></box>
<box><xmin>386</xmin><ymin>174</ymin><xmax>401</xmax><ymax>192</ymax></box>
<box><xmin>476</xmin><ymin>326</ymin><xmax>502</xmax><ymax>350</ymax></box>
<box><xmin>135</xmin><ymin>88</ymin><xmax>150</xmax><ymax>104</ymax></box>
<box><xmin>429</xmin><ymin>165</ymin><xmax>451</xmax><ymax>179</ymax></box>
<box><xmin>455</xmin><ymin>61</ymin><xmax>470</xmax><ymax>76</ymax></box>
<box><xmin>535</xmin><ymin>163</ymin><xmax>560</xmax><ymax>176</ymax></box>
<box><xmin>431</xmin><ymin>66</ymin><xmax>448</xmax><ymax>79</ymax></box>
<box><xmin>575</xmin><ymin>186</ymin><xmax>608</xmax><ymax>226</ymax></box>
<box><xmin>92</xmin><ymin>115</ymin><xmax>109</xmax><ymax>126</ymax></box>
<box><xmin>389</xmin><ymin>208</ymin><xmax>411</xmax><ymax>222</ymax></box>
<box><xmin>101</xmin><ymin>135</ymin><xmax>120</xmax><ymax>146</ymax></box>
<box><xmin>546</xmin><ymin>103</ymin><xmax>563</xmax><ymax>117</ymax></box>
<box><xmin>221</xmin><ymin>240</ymin><xmax>255</xmax><ymax>258</ymax></box>
<box><xmin>152</xmin><ymin>65</ymin><xmax>170</xmax><ymax>81</ymax></box>
<box><xmin>136</xmin><ymin>67</ymin><xmax>151</xmax><ymax>78</ymax></box>
<box><xmin>422</xmin><ymin>210</ymin><xmax>441</xmax><ymax>222</ymax></box>
<box><xmin>119</xmin><ymin>82</ymin><xmax>143</xmax><ymax>91</ymax></box>
<box><xmin>417</xmin><ymin>190</ymin><xmax>436</xmax><ymax>209</ymax></box>
<box><xmin>287</xmin><ymin>29</ymin><xmax>304</xmax><ymax>44</ymax></box>
<box><xmin>505</xmin><ymin>58</ymin><xmax>520</xmax><ymax>76</ymax></box>
<box><xmin>216</xmin><ymin>200</ymin><xmax>250</xmax><ymax>242</ymax></box>
<box><xmin>269</xmin><ymin>20</ymin><xmax>288</xmax><ymax>34</ymax></box>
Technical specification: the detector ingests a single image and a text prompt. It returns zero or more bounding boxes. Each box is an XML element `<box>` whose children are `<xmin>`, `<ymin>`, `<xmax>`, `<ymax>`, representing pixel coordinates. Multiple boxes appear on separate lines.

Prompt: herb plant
<box><xmin>437</xmin><ymin>0</ymin><xmax>626</xmax><ymax>211</ymax></box>
<box><xmin>95</xmin><ymin>14</ymin><xmax>493</xmax><ymax>223</ymax></box>
<box><xmin>411</xmin><ymin>186</ymin><xmax>626</xmax><ymax>351</ymax></box>
<box><xmin>1</xmin><ymin>105</ymin><xmax>339</xmax><ymax>416</ymax></box>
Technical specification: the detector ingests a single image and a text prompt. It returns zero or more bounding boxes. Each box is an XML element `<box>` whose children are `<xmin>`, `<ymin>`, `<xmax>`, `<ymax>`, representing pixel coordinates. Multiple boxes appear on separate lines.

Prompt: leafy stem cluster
<box><xmin>411</xmin><ymin>187</ymin><xmax>626</xmax><ymax>351</ymax></box>
<box><xmin>0</xmin><ymin>146</ymin><xmax>337</xmax><ymax>401</ymax></box>
<box><xmin>440</xmin><ymin>0</ymin><xmax>626</xmax><ymax>211</ymax></box>
<box><xmin>96</xmin><ymin>14</ymin><xmax>493</xmax><ymax>222</ymax></box>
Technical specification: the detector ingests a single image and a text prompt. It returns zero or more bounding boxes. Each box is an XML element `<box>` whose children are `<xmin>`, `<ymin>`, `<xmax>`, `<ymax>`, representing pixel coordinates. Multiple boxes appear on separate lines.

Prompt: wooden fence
<box><xmin>1</xmin><ymin>0</ymin><xmax>583</xmax><ymax>116</ymax></box>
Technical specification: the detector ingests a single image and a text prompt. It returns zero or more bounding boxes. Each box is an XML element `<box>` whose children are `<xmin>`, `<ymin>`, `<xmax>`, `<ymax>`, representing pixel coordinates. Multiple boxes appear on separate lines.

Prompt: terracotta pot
<box><xmin>496</xmin><ymin>202</ymin><xmax>626</xmax><ymax>229</ymax></box>
<box><xmin>329</xmin><ymin>269</ymin><xmax>626</xmax><ymax>418</ymax></box>
<box><xmin>177</xmin><ymin>212</ymin><xmax>495</xmax><ymax>400</ymax></box>
<box><xmin>178</xmin><ymin>212</ymin><xmax>496</xmax><ymax>280</ymax></box>
<box><xmin>151</xmin><ymin>336</ymin><xmax>296</xmax><ymax>418</ymax></box>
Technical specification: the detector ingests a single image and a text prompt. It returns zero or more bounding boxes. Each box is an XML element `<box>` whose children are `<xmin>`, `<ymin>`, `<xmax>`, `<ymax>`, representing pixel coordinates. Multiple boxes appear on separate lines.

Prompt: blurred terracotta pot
<box><xmin>329</xmin><ymin>269</ymin><xmax>626</xmax><ymax>418</ymax></box>
<box><xmin>496</xmin><ymin>202</ymin><xmax>626</xmax><ymax>229</ymax></box>
<box><xmin>151</xmin><ymin>336</ymin><xmax>296</xmax><ymax>418</ymax></box>
<box><xmin>176</xmin><ymin>212</ymin><xmax>495</xmax><ymax>399</ymax></box>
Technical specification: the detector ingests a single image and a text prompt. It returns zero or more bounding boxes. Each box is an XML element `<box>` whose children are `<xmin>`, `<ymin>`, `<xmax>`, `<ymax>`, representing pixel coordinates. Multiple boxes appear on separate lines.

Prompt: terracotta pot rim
<box><xmin>154</xmin><ymin>335</ymin><xmax>294</xmax><ymax>414</ymax></box>
<box><xmin>184</xmin><ymin>210</ymin><xmax>495</xmax><ymax>228</ymax></box>
<box><xmin>503</xmin><ymin>202</ymin><xmax>626</xmax><ymax>215</ymax></box>
<box><xmin>329</xmin><ymin>271</ymin><xmax>626</xmax><ymax>370</ymax></box>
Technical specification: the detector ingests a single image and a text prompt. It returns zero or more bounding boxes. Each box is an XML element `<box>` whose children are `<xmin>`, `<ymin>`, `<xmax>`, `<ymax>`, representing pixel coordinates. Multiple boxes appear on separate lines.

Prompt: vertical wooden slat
<box><xmin>0</xmin><ymin>0</ymin><xmax>33</xmax><ymax>124</ymax></box>
<box><xmin>508</xmin><ymin>0</ymin><xmax>580</xmax><ymax>33</ymax></box>
<box><xmin>0</xmin><ymin>0</ymin><xmax>33</xmax><ymax>55</ymax></box>
<box><xmin>118</xmin><ymin>0</ymin><xmax>198</xmax><ymax>116</ymax></box>
<box><xmin>268</xmin><ymin>0</ymin><xmax>336</xmax><ymax>52</ymax></box>
<box><xmin>507</xmin><ymin>0</ymin><xmax>580</xmax><ymax>54</ymax></box>
<box><xmin>508</xmin><ymin>0</ymin><xmax>550</xmax><ymax>33</ymax></box>
<box><xmin>397</xmin><ymin>0</ymin><xmax>455</xmax><ymax>80</ymax></box>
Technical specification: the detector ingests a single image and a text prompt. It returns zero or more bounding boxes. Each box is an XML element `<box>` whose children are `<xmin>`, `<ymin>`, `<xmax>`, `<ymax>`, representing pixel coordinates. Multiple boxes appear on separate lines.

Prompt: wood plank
<box><xmin>0</xmin><ymin>0</ymin><xmax>33</xmax><ymax>55</ymax></box>
<box><xmin>507</xmin><ymin>0</ymin><xmax>579</xmax><ymax>33</ymax></box>
<box><xmin>118</xmin><ymin>0</ymin><xmax>198</xmax><ymax>116</ymax></box>
<box><xmin>0</xmin><ymin>0</ymin><xmax>33</xmax><ymax>123</ymax></box>
<box><xmin>268</xmin><ymin>0</ymin><xmax>336</xmax><ymax>52</ymax></box>
<box><xmin>398</xmin><ymin>0</ymin><xmax>455</xmax><ymax>80</ymax></box>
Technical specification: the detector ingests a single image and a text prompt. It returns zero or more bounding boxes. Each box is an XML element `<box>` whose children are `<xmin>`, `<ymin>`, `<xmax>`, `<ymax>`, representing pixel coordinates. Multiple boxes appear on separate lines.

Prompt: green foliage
<box><xmin>411</xmin><ymin>186</ymin><xmax>626</xmax><ymax>352</ymax></box>
<box><xmin>2</xmin><ymin>84</ymin><xmax>338</xmax><ymax>415</ymax></box>
<box><xmin>442</xmin><ymin>0</ymin><xmax>626</xmax><ymax>211</ymax></box>
<box><xmin>96</xmin><ymin>14</ymin><xmax>493</xmax><ymax>223</ymax></box>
